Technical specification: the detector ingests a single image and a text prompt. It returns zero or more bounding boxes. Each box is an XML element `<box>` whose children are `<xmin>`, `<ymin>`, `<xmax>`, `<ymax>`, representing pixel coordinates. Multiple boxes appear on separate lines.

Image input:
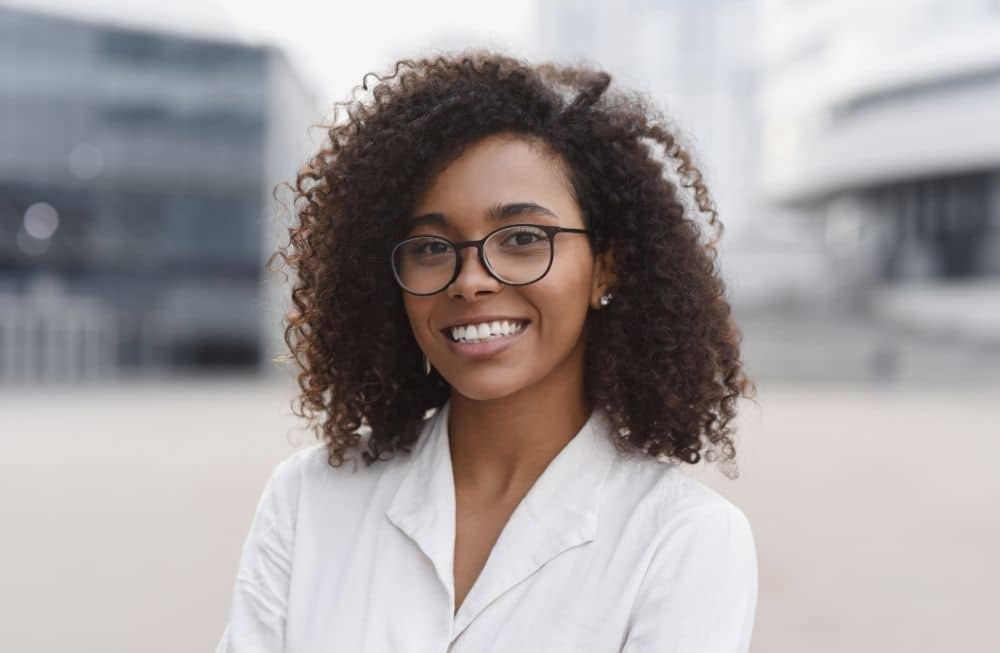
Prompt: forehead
<box><xmin>410</xmin><ymin>134</ymin><xmax>576</xmax><ymax>221</ymax></box>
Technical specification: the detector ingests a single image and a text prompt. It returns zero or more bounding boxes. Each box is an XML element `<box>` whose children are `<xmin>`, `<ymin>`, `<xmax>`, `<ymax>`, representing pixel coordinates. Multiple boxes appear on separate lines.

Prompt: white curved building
<box><xmin>758</xmin><ymin>0</ymin><xmax>1000</xmax><ymax>343</ymax></box>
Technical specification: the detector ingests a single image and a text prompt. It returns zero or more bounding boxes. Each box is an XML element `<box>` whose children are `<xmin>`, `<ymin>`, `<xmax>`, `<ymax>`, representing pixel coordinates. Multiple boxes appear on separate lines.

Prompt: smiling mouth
<box><xmin>441</xmin><ymin>320</ymin><xmax>531</xmax><ymax>343</ymax></box>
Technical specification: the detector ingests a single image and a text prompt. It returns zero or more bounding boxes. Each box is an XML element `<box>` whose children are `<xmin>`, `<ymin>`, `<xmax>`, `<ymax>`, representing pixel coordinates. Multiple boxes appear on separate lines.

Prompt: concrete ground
<box><xmin>0</xmin><ymin>376</ymin><xmax>997</xmax><ymax>652</ymax></box>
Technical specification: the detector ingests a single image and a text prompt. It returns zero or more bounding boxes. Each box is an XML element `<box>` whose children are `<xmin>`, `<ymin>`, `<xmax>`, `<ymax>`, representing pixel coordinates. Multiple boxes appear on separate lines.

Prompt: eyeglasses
<box><xmin>390</xmin><ymin>223</ymin><xmax>592</xmax><ymax>296</ymax></box>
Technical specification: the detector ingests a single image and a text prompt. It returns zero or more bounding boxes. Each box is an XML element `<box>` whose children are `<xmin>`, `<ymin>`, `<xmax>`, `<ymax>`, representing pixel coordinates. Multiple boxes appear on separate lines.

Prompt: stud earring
<box><xmin>424</xmin><ymin>354</ymin><xmax>431</xmax><ymax>375</ymax></box>
<box><xmin>599</xmin><ymin>292</ymin><xmax>613</xmax><ymax>307</ymax></box>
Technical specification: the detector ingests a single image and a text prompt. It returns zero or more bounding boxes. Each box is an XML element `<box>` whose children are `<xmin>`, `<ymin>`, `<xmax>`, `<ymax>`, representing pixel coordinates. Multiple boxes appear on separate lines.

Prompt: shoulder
<box><xmin>262</xmin><ymin>438</ymin><xmax>415</xmax><ymax>516</ymax></box>
<box><xmin>610</xmin><ymin>455</ymin><xmax>758</xmax><ymax>593</ymax></box>
<box><xmin>267</xmin><ymin>439</ymin><xmax>405</xmax><ymax>490</ymax></box>
<box><xmin>613</xmin><ymin>459</ymin><xmax>759</xmax><ymax>652</ymax></box>
<box><xmin>607</xmin><ymin>453</ymin><xmax>755</xmax><ymax>556</ymax></box>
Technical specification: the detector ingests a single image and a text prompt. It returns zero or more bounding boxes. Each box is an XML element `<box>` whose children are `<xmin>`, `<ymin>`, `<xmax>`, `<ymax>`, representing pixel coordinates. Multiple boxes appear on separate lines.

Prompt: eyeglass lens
<box><xmin>393</xmin><ymin>225</ymin><xmax>551</xmax><ymax>294</ymax></box>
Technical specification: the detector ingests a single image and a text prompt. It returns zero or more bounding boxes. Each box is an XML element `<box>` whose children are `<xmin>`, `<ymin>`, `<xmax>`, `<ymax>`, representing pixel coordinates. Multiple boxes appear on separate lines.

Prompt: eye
<box><xmin>498</xmin><ymin>227</ymin><xmax>547</xmax><ymax>248</ymax></box>
<box><xmin>403</xmin><ymin>238</ymin><xmax>451</xmax><ymax>257</ymax></box>
<box><xmin>414</xmin><ymin>240</ymin><xmax>450</xmax><ymax>255</ymax></box>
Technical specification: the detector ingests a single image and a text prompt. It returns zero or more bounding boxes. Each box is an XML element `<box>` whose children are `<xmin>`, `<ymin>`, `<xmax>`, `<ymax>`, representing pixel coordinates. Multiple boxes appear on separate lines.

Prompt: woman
<box><xmin>215</xmin><ymin>50</ymin><xmax>758</xmax><ymax>652</ymax></box>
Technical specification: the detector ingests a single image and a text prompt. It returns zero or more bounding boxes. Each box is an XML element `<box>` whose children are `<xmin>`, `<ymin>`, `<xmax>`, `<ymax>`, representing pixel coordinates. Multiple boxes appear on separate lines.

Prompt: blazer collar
<box><xmin>385</xmin><ymin>398</ymin><xmax>620</xmax><ymax>642</ymax></box>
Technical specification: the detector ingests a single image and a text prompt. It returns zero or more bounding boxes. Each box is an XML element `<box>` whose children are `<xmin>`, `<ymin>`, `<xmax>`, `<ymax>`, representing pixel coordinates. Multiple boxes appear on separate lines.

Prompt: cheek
<box><xmin>402</xmin><ymin>296</ymin><xmax>432</xmax><ymax>340</ymax></box>
<box><xmin>532</xmin><ymin>269</ymin><xmax>593</xmax><ymax>340</ymax></box>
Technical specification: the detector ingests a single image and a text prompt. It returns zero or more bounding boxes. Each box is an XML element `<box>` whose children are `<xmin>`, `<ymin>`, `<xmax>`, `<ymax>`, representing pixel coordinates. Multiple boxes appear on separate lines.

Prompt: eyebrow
<box><xmin>407</xmin><ymin>201</ymin><xmax>558</xmax><ymax>229</ymax></box>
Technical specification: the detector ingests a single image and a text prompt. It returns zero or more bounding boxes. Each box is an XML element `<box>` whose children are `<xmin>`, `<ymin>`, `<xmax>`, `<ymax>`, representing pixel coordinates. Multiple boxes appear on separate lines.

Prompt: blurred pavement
<box><xmin>1</xmin><ymin>377</ymin><xmax>997</xmax><ymax>652</ymax></box>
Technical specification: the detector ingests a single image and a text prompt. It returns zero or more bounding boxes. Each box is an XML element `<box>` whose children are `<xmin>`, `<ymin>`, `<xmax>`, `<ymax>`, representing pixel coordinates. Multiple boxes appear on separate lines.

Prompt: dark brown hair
<box><xmin>270</xmin><ymin>49</ymin><xmax>756</xmax><ymax>479</ymax></box>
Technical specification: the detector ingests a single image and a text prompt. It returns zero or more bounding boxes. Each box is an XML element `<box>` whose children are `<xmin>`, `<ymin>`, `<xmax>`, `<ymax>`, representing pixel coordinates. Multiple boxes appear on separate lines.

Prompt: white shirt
<box><xmin>214</xmin><ymin>399</ymin><xmax>758</xmax><ymax>652</ymax></box>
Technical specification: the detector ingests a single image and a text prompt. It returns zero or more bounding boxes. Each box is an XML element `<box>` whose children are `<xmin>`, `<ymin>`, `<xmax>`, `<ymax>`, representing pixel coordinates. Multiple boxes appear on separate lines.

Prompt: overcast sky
<box><xmin>3</xmin><ymin>0</ymin><xmax>542</xmax><ymax>109</ymax></box>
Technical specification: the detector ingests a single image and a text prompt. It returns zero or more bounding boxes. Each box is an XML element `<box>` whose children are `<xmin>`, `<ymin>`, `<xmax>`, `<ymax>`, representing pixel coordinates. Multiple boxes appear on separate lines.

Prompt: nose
<box><xmin>446</xmin><ymin>245</ymin><xmax>502</xmax><ymax>300</ymax></box>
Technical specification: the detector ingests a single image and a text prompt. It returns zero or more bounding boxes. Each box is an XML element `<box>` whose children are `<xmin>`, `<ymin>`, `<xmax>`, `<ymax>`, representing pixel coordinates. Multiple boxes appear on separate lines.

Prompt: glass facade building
<box><xmin>0</xmin><ymin>6</ymin><xmax>317</xmax><ymax>381</ymax></box>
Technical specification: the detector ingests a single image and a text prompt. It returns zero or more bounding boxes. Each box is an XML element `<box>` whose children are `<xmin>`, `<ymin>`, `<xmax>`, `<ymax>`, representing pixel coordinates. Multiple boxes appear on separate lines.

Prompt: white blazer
<box><xmin>214</xmin><ymin>399</ymin><xmax>758</xmax><ymax>652</ymax></box>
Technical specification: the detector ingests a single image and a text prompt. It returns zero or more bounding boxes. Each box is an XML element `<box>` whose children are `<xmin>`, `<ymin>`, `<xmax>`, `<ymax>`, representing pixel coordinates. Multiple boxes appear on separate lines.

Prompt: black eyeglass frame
<box><xmin>390</xmin><ymin>223</ymin><xmax>592</xmax><ymax>296</ymax></box>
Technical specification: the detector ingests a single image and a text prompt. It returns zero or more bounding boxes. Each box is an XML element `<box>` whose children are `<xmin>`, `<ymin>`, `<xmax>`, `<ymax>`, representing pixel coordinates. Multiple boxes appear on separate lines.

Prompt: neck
<box><xmin>446</xmin><ymin>365</ymin><xmax>591</xmax><ymax>504</ymax></box>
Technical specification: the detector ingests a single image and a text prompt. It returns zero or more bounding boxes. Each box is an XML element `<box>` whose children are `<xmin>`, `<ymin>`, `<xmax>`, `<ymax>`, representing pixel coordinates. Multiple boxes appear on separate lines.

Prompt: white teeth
<box><xmin>449</xmin><ymin>320</ymin><xmax>526</xmax><ymax>343</ymax></box>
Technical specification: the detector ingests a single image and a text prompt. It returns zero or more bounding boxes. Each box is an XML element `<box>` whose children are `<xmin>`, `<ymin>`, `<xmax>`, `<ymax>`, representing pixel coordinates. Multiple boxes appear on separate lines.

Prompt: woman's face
<box><xmin>401</xmin><ymin>132</ymin><xmax>614</xmax><ymax>401</ymax></box>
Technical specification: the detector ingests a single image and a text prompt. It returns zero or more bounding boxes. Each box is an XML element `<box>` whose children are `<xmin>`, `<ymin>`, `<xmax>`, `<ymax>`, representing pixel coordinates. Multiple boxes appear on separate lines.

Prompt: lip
<box><xmin>442</xmin><ymin>322</ymin><xmax>530</xmax><ymax>360</ymax></box>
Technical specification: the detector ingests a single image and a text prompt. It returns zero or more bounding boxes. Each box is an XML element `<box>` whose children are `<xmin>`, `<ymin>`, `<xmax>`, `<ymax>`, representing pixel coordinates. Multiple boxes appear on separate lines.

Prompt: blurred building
<box><xmin>0</xmin><ymin>5</ymin><xmax>317</xmax><ymax>383</ymax></box>
<box><xmin>538</xmin><ymin>0</ymin><xmax>759</xmax><ymax>241</ymax></box>
<box><xmin>535</xmin><ymin>1</ymin><xmax>840</xmax><ymax>313</ymax></box>
<box><xmin>757</xmin><ymin>0</ymin><xmax>1000</xmax><ymax>346</ymax></box>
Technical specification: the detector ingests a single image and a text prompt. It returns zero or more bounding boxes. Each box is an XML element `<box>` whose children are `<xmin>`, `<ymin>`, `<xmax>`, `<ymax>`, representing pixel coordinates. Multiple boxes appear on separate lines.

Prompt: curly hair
<box><xmin>269</xmin><ymin>49</ymin><xmax>756</xmax><ymax>480</ymax></box>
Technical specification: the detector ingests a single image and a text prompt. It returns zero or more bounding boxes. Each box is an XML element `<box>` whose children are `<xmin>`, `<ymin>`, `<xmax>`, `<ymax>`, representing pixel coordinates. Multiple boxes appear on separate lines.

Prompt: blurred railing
<box><xmin>0</xmin><ymin>279</ymin><xmax>117</xmax><ymax>384</ymax></box>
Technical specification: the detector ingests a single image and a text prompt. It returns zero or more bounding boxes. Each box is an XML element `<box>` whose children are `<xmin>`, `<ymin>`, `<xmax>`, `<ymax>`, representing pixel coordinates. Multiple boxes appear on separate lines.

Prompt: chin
<box><xmin>446</xmin><ymin>373</ymin><xmax>534</xmax><ymax>403</ymax></box>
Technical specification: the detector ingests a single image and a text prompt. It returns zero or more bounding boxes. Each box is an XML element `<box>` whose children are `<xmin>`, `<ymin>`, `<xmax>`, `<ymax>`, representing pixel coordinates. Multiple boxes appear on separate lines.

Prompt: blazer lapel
<box><xmin>384</xmin><ymin>404</ymin><xmax>457</xmax><ymax>607</ymax></box>
<box><xmin>385</xmin><ymin>399</ymin><xmax>620</xmax><ymax>643</ymax></box>
<box><xmin>450</xmin><ymin>403</ymin><xmax>619</xmax><ymax>641</ymax></box>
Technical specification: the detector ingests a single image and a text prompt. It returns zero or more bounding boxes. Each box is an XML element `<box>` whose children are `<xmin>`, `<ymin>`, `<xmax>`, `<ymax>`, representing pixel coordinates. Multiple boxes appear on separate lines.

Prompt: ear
<box><xmin>590</xmin><ymin>243</ymin><xmax>618</xmax><ymax>309</ymax></box>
